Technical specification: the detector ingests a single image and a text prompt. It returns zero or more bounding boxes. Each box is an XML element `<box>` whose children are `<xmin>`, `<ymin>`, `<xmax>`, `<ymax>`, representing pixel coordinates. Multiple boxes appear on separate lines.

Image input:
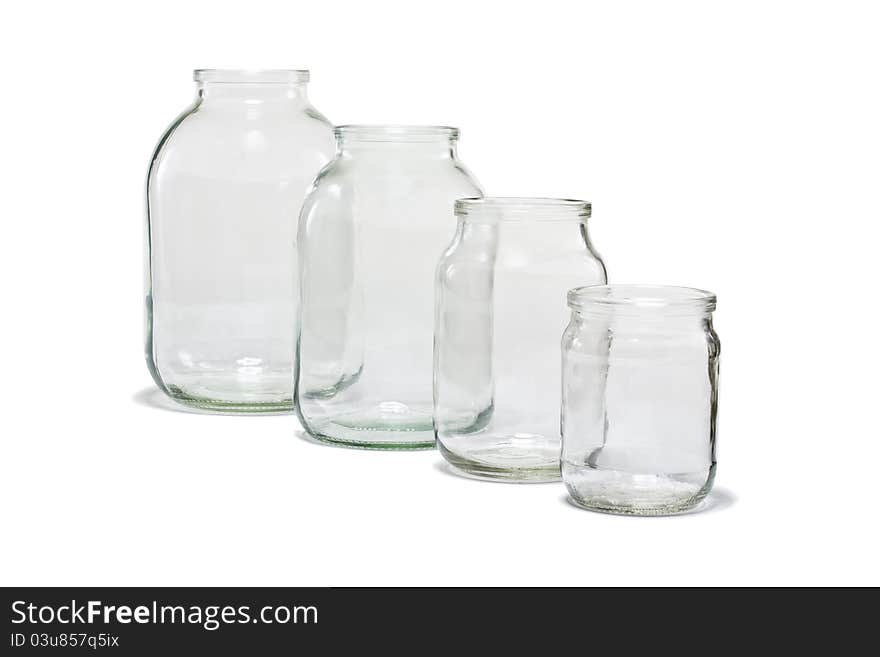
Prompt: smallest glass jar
<box><xmin>561</xmin><ymin>285</ymin><xmax>720</xmax><ymax>515</ymax></box>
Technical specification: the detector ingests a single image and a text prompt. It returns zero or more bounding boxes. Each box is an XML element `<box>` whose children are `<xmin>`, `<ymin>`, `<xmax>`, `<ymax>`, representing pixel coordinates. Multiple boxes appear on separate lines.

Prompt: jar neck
<box><xmin>568</xmin><ymin>285</ymin><xmax>717</xmax><ymax>328</ymax></box>
<box><xmin>452</xmin><ymin>198</ymin><xmax>594</xmax><ymax>257</ymax></box>
<box><xmin>455</xmin><ymin>198</ymin><xmax>591</xmax><ymax>223</ymax></box>
<box><xmin>571</xmin><ymin>308</ymin><xmax>713</xmax><ymax>330</ymax></box>
<box><xmin>196</xmin><ymin>81</ymin><xmax>309</xmax><ymax>104</ymax></box>
<box><xmin>457</xmin><ymin>216</ymin><xmax>590</xmax><ymax>248</ymax></box>
<box><xmin>335</xmin><ymin>126</ymin><xmax>459</xmax><ymax>160</ymax></box>
<box><xmin>338</xmin><ymin>140</ymin><xmax>456</xmax><ymax>159</ymax></box>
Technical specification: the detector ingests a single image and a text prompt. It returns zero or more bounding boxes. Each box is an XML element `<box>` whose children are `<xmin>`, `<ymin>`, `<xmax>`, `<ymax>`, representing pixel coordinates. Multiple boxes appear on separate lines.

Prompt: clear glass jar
<box><xmin>434</xmin><ymin>198</ymin><xmax>607</xmax><ymax>481</ymax></box>
<box><xmin>561</xmin><ymin>285</ymin><xmax>720</xmax><ymax>514</ymax></box>
<box><xmin>296</xmin><ymin>125</ymin><xmax>482</xmax><ymax>448</ymax></box>
<box><xmin>146</xmin><ymin>69</ymin><xmax>334</xmax><ymax>413</ymax></box>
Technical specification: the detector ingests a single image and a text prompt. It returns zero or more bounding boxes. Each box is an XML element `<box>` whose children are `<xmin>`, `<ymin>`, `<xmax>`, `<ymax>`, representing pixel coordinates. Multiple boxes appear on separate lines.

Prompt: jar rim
<box><xmin>455</xmin><ymin>197</ymin><xmax>591</xmax><ymax>221</ymax></box>
<box><xmin>568</xmin><ymin>284</ymin><xmax>717</xmax><ymax>313</ymax></box>
<box><xmin>335</xmin><ymin>125</ymin><xmax>459</xmax><ymax>143</ymax></box>
<box><xmin>193</xmin><ymin>69</ymin><xmax>310</xmax><ymax>84</ymax></box>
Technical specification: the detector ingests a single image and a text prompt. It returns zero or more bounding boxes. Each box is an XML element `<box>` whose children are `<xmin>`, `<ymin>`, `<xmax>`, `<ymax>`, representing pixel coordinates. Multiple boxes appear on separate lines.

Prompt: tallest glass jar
<box><xmin>296</xmin><ymin>125</ymin><xmax>483</xmax><ymax>449</ymax></box>
<box><xmin>146</xmin><ymin>69</ymin><xmax>334</xmax><ymax>412</ymax></box>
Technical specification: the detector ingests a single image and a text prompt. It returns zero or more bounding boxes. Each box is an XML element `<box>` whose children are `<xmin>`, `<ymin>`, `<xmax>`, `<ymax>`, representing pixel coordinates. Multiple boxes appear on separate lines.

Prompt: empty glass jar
<box><xmin>145</xmin><ymin>69</ymin><xmax>334</xmax><ymax>412</ymax></box>
<box><xmin>434</xmin><ymin>198</ymin><xmax>607</xmax><ymax>481</ymax></box>
<box><xmin>561</xmin><ymin>285</ymin><xmax>720</xmax><ymax>514</ymax></box>
<box><xmin>296</xmin><ymin>125</ymin><xmax>482</xmax><ymax>448</ymax></box>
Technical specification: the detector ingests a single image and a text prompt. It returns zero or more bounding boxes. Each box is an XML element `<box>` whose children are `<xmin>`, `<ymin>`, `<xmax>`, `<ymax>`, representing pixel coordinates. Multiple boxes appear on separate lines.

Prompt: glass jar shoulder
<box><xmin>147</xmin><ymin>103</ymin><xmax>200</xmax><ymax>175</ymax></box>
<box><xmin>297</xmin><ymin>157</ymin><xmax>350</xmax><ymax>221</ymax></box>
<box><xmin>300</xmin><ymin>155</ymin><xmax>482</xmax><ymax>225</ymax></box>
<box><xmin>313</xmin><ymin>152</ymin><xmax>480</xmax><ymax>184</ymax></box>
<box><xmin>437</xmin><ymin>222</ymin><xmax>606</xmax><ymax>284</ymax></box>
<box><xmin>148</xmin><ymin>102</ymin><xmax>334</xmax><ymax>179</ymax></box>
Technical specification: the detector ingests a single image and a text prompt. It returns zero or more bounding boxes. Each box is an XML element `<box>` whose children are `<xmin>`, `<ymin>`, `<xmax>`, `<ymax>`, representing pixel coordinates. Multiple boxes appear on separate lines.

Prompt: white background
<box><xmin>1</xmin><ymin>0</ymin><xmax>878</xmax><ymax>586</ymax></box>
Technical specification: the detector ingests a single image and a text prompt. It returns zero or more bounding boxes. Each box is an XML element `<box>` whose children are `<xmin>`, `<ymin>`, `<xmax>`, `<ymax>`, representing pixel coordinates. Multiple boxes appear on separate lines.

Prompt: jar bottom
<box><xmin>562</xmin><ymin>461</ymin><xmax>716</xmax><ymax>516</ymax></box>
<box><xmin>438</xmin><ymin>434</ymin><xmax>562</xmax><ymax>483</ymax></box>
<box><xmin>163</xmin><ymin>373</ymin><xmax>294</xmax><ymax>414</ymax></box>
<box><xmin>300</xmin><ymin>402</ymin><xmax>436</xmax><ymax>450</ymax></box>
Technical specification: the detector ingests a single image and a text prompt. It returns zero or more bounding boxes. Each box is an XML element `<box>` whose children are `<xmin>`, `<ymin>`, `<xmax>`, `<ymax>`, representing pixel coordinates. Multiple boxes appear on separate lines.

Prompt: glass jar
<box><xmin>561</xmin><ymin>285</ymin><xmax>720</xmax><ymax>514</ymax></box>
<box><xmin>146</xmin><ymin>69</ymin><xmax>334</xmax><ymax>413</ymax></box>
<box><xmin>434</xmin><ymin>198</ymin><xmax>607</xmax><ymax>481</ymax></box>
<box><xmin>296</xmin><ymin>125</ymin><xmax>483</xmax><ymax>448</ymax></box>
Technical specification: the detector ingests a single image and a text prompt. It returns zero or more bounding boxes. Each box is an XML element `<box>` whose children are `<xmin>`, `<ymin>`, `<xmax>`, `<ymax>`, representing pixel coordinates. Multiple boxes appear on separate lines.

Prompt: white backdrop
<box><xmin>1</xmin><ymin>0</ymin><xmax>877</xmax><ymax>586</ymax></box>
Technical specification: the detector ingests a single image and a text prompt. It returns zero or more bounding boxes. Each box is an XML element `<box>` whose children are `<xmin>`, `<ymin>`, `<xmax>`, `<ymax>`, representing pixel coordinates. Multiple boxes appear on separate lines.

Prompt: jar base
<box><xmin>299</xmin><ymin>401</ymin><xmax>436</xmax><ymax>450</ymax></box>
<box><xmin>562</xmin><ymin>461</ymin><xmax>716</xmax><ymax>516</ymax></box>
<box><xmin>309</xmin><ymin>431</ymin><xmax>435</xmax><ymax>451</ymax></box>
<box><xmin>164</xmin><ymin>379</ymin><xmax>293</xmax><ymax>414</ymax></box>
<box><xmin>438</xmin><ymin>435</ymin><xmax>562</xmax><ymax>483</ymax></box>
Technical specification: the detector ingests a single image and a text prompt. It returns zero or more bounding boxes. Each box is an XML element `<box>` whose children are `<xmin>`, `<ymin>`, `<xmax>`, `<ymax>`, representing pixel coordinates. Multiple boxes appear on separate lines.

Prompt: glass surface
<box><xmin>145</xmin><ymin>69</ymin><xmax>334</xmax><ymax>412</ymax></box>
<box><xmin>561</xmin><ymin>285</ymin><xmax>720</xmax><ymax>514</ymax></box>
<box><xmin>296</xmin><ymin>125</ymin><xmax>483</xmax><ymax>448</ymax></box>
<box><xmin>434</xmin><ymin>199</ymin><xmax>607</xmax><ymax>481</ymax></box>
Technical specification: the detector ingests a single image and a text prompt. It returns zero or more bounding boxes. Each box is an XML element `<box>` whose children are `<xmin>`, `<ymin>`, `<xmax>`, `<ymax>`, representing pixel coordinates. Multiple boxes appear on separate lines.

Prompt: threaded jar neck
<box><xmin>568</xmin><ymin>285</ymin><xmax>717</xmax><ymax>318</ymax></box>
<box><xmin>194</xmin><ymin>69</ymin><xmax>310</xmax><ymax>84</ymax></box>
<box><xmin>455</xmin><ymin>198</ymin><xmax>591</xmax><ymax>223</ymax></box>
<box><xmin>335</xmin><ymin>124</ymin><xmax>459</xmax><ymax>147</ymax></box>
<box><xmin>194</xmin><ymin>70</ymin><xmax>310</xmax><ymax>102</ymax></box>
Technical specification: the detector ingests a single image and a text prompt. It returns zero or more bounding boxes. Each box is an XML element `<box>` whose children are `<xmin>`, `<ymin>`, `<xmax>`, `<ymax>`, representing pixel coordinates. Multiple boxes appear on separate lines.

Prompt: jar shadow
<box><xmin>132</xmin><ymin>386</ymin><xmax>200</xmax><ymax>414</ymax></box>
<box><xmin>559</xmin><ymin>486</ymin><xmax>738</xmax><ymax>517</ymax></box>
<box><xmin>294</xmin><ymin>429</ymin><xmax>327</xmax><ymax>446</ymax></box>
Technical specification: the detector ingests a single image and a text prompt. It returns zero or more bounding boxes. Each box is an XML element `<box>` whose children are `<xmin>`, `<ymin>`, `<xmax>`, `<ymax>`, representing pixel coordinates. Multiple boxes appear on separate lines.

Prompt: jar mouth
<box><xmin>193</xmin><ymin>69</ymin><xmax>310</xmax><ymax>84</ymax></box>
<box><xmin>568</xmin><ymin>285</ymin><xmax>717</xmax><ymax>314</ymax></box>
<box><xmin>455</xmin><ymin>197</ymin><xmax>591</xmax><ymax>221</ymax></box>
<box><xmin>335</xmin><ymin>125</ymin><xmax>459</xmax><ymax>143</ymax></box>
